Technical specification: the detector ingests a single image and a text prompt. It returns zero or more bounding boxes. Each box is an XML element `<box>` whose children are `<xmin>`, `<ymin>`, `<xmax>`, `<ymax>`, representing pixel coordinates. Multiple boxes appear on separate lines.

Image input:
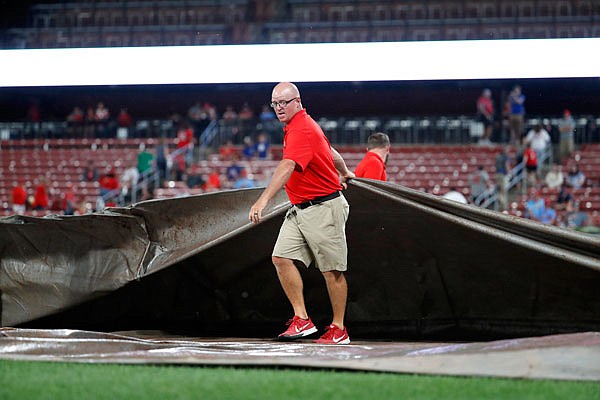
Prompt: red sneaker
<box><xmin>314</xmin><ymin>324</ymin><xmax>350</xmax><ymax>345</ymax></box>
<box><xmin>278</xmin><ymin>316</ymin><xmax>317</xmax><ymax>340</ymax></box>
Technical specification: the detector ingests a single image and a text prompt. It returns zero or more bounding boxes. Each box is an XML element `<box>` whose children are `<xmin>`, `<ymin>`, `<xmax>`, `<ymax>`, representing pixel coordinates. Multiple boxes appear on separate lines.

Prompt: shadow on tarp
<box><xmin>1</xmin><ymin>180</ymin><xmax>599</xmax><ymax>340</ymax></box>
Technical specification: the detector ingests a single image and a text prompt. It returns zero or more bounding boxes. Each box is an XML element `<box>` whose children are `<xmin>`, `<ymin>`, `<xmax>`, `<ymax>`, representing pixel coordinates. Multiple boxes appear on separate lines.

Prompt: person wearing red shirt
<box><xmin>249</xmin><ymin>82</ymin><xmax>355</xmax><ymax>345</ymax></box>
<box><xmin>354</xmin><ymin>132</ymin><xmax>390</xmax><ymax>181</ymax></box>
<box><xmin>476</xmin><ymin>88</ymin><xmax>494</xmax><ymax>144</ymax></box>
<box><xmin>11</xmin><ymin>182</ymin><xmax>28</xmax><ymax>214</ymax></box>
<box><xmin>32</xmin><ymin>179</ymin><xmax>49</xmax><ymax>210</ymax></box>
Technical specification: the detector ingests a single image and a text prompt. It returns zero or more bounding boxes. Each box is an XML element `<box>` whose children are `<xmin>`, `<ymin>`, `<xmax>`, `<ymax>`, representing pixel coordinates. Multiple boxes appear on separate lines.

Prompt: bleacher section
<box><xmin>2</xmin><ymin>0</ymin><xmax>599</xmax><ymax>49</ymax></box>
<box><xmin>2</xmin><ymin>139</ymin><xmax>598</xmax><ymax>228</ymax></box>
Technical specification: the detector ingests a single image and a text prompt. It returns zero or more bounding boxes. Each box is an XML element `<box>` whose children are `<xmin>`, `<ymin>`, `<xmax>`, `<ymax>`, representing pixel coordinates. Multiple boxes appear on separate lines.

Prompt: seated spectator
<box><xmin>226</xmin><ymin>157</ymin><xmax>244</xmax><ymax>182</ymax></box>
<box><xmin>544</xmin><ymin>164</ymin><xmax>564</xmax><ymax>190</ymax></box>
<box><xmin>555</xmin><ymin>183</ymin><xmax>574</xmax><ymax>213</ymax></box>
<box><xmin>233</xmin><ymin>168</ymin><xmax>255</xmax><ymax>189</ymax></box>
<box><xmin>259</xmin><ymin>104</ymin><xmax>276</xmax><ymax>122</ymax></box>
<box><xmin>82</xmin><ymin>160</ymin><xmax>99</xmax><ymax>182</ymax></box>
<box><xmin>238</xmin><ymin>102</ymin><xmax>254</xmax><ymax>120</ymax></box>
<box><xmin>99</xmin><ymin>168</ymin><xmax>120</xmax><ymax>198</ymax></box>
<box><xmin>524</xmin><ymin>188</ymin><xmax>545</xmax><ymax>221</ymax></box>
<box><xmin>565</xmin><ymin>163</ymin><xmax>586</xmax><ymax>190</ymax></box>
<box><xmin>242</xmin><ymin>136</ymin><xmax>256</xmax><ymax>160</ymax></box>
<box><xmin>32</xmin><ymin>178</ymin><xmax>49</xmax><ymax>211</ymax></box>
<box><xmin>255</xmin><ymin>132</ymin><xmax>271</xmax><ymax>160</ymax></box>
<box><xmin>11</xmin><ymin>181</ymin><xmax>28</xmax><ymax>214</ymax></box>
<box><xmin>203</xmin><ymin>170</ymin><xmax>222</xmax><ymax>192</ymax></box>
<box><xmin>219</xmin><ymin>140</ymin><xmax>236</xmax><ymax>161</ymax></box>
<box><xmin>186</xmin><ymin>167</ymin><xmax>206</xmax><ymax>189</ymax></box>
<box><xmin>538</xmin><ymin>198</ymin><xmax>557</xmax><ymax>225</ymax></box>
<box><xmin>61</xmin><ymin>184</ymin><xmax>76</xmax><ymax>215</ymax></box>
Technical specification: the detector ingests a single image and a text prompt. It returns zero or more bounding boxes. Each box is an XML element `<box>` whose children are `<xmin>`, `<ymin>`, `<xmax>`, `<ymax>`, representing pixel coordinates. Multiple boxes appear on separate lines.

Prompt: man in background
<box><xmin>354</xmin><ymin>132</ymin><xmax>390</xmax><ymax>181</ymax></box>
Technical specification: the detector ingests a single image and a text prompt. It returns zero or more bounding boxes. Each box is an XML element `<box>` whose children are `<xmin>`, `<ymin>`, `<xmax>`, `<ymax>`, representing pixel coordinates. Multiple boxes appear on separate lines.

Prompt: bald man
<box><xmin>249</xmin><ymin>82</ymin><xmax>355</xmax><ymax>344</ymax></box>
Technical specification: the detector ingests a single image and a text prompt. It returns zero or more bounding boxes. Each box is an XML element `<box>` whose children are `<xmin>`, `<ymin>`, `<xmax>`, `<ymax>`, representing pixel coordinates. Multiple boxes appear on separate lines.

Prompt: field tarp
<box><xmin>1</xmin><ymin>180</ymin><xmax>599</xmax><ymax>339</ymax></box>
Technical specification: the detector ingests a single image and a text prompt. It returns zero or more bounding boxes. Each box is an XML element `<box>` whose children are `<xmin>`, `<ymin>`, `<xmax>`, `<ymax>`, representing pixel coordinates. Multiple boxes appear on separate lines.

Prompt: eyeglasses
<box><xmin>270</xmin><ymin>98</ymin><xmax>297</xmax><ymax>109</ymax></box>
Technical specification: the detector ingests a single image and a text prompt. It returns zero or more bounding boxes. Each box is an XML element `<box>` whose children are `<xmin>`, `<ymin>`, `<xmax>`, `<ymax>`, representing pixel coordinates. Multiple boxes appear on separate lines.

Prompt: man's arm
<box><xmin>331</xmin><ymin>147</ymin><xmax>355</xmax><ymax>186</ymax></box>
<box><xmin>249</xmin><ymin>158</ymin><xmax>295</xmax><ymax>223</ymax></box>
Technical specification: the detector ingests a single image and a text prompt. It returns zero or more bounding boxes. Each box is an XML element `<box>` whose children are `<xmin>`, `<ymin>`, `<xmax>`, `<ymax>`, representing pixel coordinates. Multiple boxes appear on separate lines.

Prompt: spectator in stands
<box><xmin>226</xmin><ymin>156</ymin><xmax>244</xmax><ymax>183</ymax></box>
<box><xmin>99</xmin><ymin>168</ymin><xmax>120</xmax><ymax>199</ymax></box>
<box><xmin>259</xmin><ymin>104</ymin><xmax>276</xmax><ymax>123</ymax></box>
<box><xmin>558</xmin><ymin>109</ymin><xmax>576</xmax><ymax>163</ymax></box>
<box><xmin>242</xmin><ymin>136</ymin><xmax>256</xmax><ymax>160</ymax></box>
<box><xmin>94</xmin><ymin>102</ymin><xmax>110</xmax><ymax>137</ymax></box>
<box><xmin>222</xmin><ymin>104</ymin><xmax>238</xmax><ymax>124</ymax></box>
<box><xmin>442</xmin><ymin>187</ymin><xmax>468</xmax><ymax>204</ymax></box>
<box><xmin>154</xmin><ymin>137</ymin><xmax>170</xmax><ymax>184</ymax></box>
<box><xmin>255</xmin><ymin>132</ymin><xmax>271</xmax><ymax>160</ymax></box>
<box><xmin>185</xmin><ymin>166</ymin><xmax>205</xmax><ymax>189</ymax></box>
<box><xmin>508</xmin><ymin>85</ymin><xmax>526</xmax><ymax>144</ymax></box>
<box><xmin>239</xmin><ymin>102</ymin><xmax>254</xmax><ymax>120</ymax></box>
<box><xmin>27</xmin><ymin>99</ymin><xmax>41</xmax><ymax>136</ymax></box>
<box><xmin>117</xmin><ymin>108</ymin><xmax>133</xmax><ymax>138</ymax></box>
<box><xmin>174</xmin><ymin>123</ymin><xmax>194</xmax><ymax>180</ymax></box>
<box><xmin>233</xmin><ymin>168</ymin><xmax>255</xmax><ymax>189</ymax></box>
<box><xmin>81</xmin><ymin>160</ymin><xmax>99</xmax><ymax>182</ymax></box>
<box><xmin>544</xmin><ymin>164</ymin><xmax>564</xmax><ymax>190</ymax></box>
<box><xmin>223</xmin><ymin>105</ymin><xmax>240</xmax><ymax>141</ymax></box>
<box><xmin>523</xmin><ymin>142</ymin><xmax>538</xmax><ymax>187</ymax></box>
<box><xmin>555</xmin><ymin>183</ymin><xmax>574</xmax><ymax>213</ymax></box>
<box><xmin>524</xmin><ymin>123</ymin><xmax>551</xmax><ymax>167</ymax></box>
<box><xmin>61</xmin><ymin>184</ymin><xmax>76</xmax><ymax>215</ymax></box>
<box><xmin>11</xmin><ymin>181</ymin><xmax>27</xmax><ymax>214</ymax></box>
<box><xmin>565</xmin><ymin>163</ymin><xmax>586</xmax><ymax>190</ymax></box>
<box><xmin>239</xmin><ymin>102</ymin><xmax>255</xmax><ymax>137</ymax></box>
<box><xmin>524</xmin><ymin>188</ymin><xmax>545</xmax><ymax>221</ymax></box>
<box><xmin>187</xmin><ymin>101</ymin><xmax>205</xmax><ymax>140</ymax></box>
<box><xmin>476</xmin><ymin>88</ymin><xmax>494</xmax><ymax>144</ymax></box>
<box><xmin>121</xmin><ymin>162</ymin><xmax>140</xmax><ymax>203</ymax></box>
<box><xmin>538</xmin><ymin>198</ymin><xmax>557</xmax><ymax>225</ymax></box>
<box><xmin>354</xmin><ymin>132</ymin><xmax>390</xmax><ymax>181</ymax></box>
<box><xmin>137</xmin><ymin>143</ymin><xmax>154</xmax><ymax>176</ymax></box>
<box><xmin>32</xmin><ymin>178</ymin><xmax>49</xmax><ymax>211</ymax></box>
<box><xmin>219</xmin><ymin>139</ymin><xmax>236</xmax><ymax>161</ymax></box>
<box><xmin>468</xmin><ymin>165</ymin><xmax>490</xmax><ymax>206</ymax></box>
<box><xmin>84</xmin><ymin>106</ymin><xmax>96</xmax><ymax>138</ymax></box>
<box><xmin>203</xmin><ymin>169</ymin><xmax>222</xmax><ymax>192</ymax></box>
<box><xmin>66</xmin><ymin>106</ymin><xmax>84</xmax><ymax>137</ymax></box>
<box><xmin>494</xmin><ymin>146</ymin><xmax>511</xmax><ymax>211</ymax></box>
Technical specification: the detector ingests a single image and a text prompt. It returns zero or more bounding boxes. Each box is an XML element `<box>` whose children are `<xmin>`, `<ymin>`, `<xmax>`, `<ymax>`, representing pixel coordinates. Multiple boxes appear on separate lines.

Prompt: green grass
<box><xmin>1</xmin><ymin>360</ymin><xmax>598</xmax><ymax>400</ymax></box>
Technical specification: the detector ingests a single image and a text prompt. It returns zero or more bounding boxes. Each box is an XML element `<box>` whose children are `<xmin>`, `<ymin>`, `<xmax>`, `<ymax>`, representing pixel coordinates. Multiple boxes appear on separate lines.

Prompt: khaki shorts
<box><xmin>272</xmin><ymin>194</ymin><xmax>349</xmax><ymax>272</ymax></box>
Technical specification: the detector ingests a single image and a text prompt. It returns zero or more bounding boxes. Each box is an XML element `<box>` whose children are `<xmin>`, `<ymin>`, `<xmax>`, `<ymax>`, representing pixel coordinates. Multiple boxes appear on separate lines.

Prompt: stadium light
<box><xmin>1</xmin><ymin>38</ymin><xmax>599</xmax><ymax>87</ymax></box>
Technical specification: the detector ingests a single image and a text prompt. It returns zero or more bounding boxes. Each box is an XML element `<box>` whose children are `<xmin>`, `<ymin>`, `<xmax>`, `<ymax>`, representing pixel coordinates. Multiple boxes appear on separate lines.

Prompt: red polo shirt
<box><xmin>355</xmin><ymin>151</ymin><xmax>387</xmax><ymax>181</ymax></box>
<box><xmin>282</xmin><ymin>109</ymin><xmax>342</xmax><ymax>204</ymax></box>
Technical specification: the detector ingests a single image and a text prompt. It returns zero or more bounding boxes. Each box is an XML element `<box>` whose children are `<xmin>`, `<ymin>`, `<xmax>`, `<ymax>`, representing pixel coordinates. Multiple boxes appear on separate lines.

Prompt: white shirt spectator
<box><xmin>525</xmin><ymin>126</ymin><xmax>551</xmax><ymax>154</ymax></box>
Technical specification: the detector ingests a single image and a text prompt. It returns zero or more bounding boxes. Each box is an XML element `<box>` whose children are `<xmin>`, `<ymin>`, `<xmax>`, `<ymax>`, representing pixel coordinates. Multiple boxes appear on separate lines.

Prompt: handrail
<box><xmin>199</xmin><ymin>120</ymin><xmax>219</xmax><ymax>149</ymax></box>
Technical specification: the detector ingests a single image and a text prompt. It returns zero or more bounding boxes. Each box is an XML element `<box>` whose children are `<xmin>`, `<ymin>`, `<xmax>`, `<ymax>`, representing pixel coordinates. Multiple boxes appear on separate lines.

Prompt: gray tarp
<box><xmin>1</xmin><ymin>180</ymin><xmax>599</xmax><ymax>339</ymax></box>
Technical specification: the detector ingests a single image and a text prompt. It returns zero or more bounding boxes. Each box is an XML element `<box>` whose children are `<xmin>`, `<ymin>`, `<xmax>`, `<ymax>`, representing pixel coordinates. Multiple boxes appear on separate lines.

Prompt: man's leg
<box><xmin>322</xmin><ymin>270</ymin><xmax>347</xmax><ymax>329</ymax></box>
<box><xmin>272</xmin><ymin>256</ymin><xmax>308</xmax><ymax>319</ymax></box>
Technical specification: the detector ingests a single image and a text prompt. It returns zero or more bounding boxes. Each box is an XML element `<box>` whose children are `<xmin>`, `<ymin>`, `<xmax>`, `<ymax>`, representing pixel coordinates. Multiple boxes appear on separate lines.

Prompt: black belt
<box><xmin>294</xmin><ymin>191</ymin><xmax>340</xmax><ymax>209</ymax></box>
